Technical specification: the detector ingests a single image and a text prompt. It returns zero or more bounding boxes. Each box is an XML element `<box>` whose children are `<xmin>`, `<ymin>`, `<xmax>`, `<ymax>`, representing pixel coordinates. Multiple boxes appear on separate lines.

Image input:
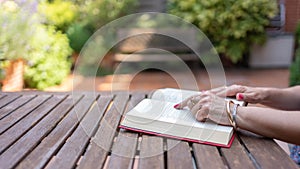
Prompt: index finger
<box><xmin>174</xmin><ymin>96</ymin><xmax>192</xmax><ymax>109</ymax></box>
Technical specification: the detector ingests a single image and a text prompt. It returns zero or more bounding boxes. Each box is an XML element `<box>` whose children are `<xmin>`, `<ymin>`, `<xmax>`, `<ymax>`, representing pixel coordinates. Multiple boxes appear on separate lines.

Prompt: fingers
<box><xmin>174</xmin><ymin>92</ymin><xmax>231</xmax><ymax>126</ymax></box>
<box><xmin>213</xmin><ymin>85</ymin><xmax>246</xmax><ymax>97</ymax></box>
<box><xmin>236</xmin><ymin>92</ymin><xmax>261</xmax><ymax>104</ymax></box>
<box><xmin>174</xmin><ymin>95</ymin><xmax>201</xmax><ymax>109</ymax></box>
<box><xmin>175</xmin><ymin>92</ymin><xmax>212</xmax><ymax>121</ymax></box>
<box><xmin>210</xmin><ymin>86</ymin><xmax>227</xmax><ymax>95</ymax></box>
<box><xmin>174</xmin><ymin>96</ymin><xmax>191</xmax><ymax>109</ymax></box>
<box><xmin>236</xmin><ymin>93</ymin><xmax>244</xmax><ymax>101</ymax></box>
<box><xmin>191</xmin><ymin>104</ymin><xmax>208</xmax><ymax>122</ymax></box>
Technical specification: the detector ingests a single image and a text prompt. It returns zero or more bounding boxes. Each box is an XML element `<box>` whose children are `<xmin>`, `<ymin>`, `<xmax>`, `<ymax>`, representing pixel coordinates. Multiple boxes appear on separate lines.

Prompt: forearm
<box><xmin>261</xmin><ymin>86</ymin><xmax>300</xmax><ymax>110</ymax></box>
<box><xmin>237</xmin><ymin>106</ymin><xmax>300</xmax><ymax>144</ymax></box>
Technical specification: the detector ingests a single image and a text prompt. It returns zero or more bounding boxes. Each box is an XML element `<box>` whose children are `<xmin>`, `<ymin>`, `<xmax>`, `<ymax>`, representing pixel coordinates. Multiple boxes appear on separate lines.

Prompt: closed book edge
<box><xmin>119</xmin><ymin>125</ymin><xmax>235</xmax><ymax>148</ymax></box>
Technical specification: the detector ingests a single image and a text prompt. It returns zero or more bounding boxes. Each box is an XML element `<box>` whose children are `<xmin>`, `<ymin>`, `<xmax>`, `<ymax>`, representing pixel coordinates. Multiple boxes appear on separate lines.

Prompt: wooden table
<box><xmin>0</xmin><ymin>92</ymin><xmax>298</xmax><ymax>169</ymax></box>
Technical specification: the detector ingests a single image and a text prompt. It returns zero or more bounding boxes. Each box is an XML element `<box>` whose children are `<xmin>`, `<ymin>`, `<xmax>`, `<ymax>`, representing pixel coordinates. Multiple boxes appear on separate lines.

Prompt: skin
<box><xmin>175</xmin><ymin>85</ymin><xmax>300</xmax><ymax>145</ymax></box>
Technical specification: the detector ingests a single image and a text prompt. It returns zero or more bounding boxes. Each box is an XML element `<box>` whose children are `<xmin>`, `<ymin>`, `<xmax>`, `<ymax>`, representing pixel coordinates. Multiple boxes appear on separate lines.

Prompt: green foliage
<box><xmin>66</xmin><ymin>23</ymin><xmax>93</xmax><ymax>53</ymax></box>
<box><xmin>0</xmin><ymin>1</ymin><xmax>38</xmax><ymax>60</ymax></box>
<box><xmin>289</xmin><ymin>23</ymin><xmax>300</xmax><ymax>86</ymax></box>
<box><xmin>168</xmin><ymin>0</ymin><xmax>277</xmax><ymax>63</ymax></box>
<box><xmin>0</xmin><ymin>1</ymin><xmax>74</xmax><ymax>90</ymax></box>
<box><xmin>38</xmin><ymin>0</ymin><xmax>78</xmax><ymax>32</ymax></box>
<box><xmin>24</xmin><ymin>26</ymin><xmax>72</xmax><ymax>90</ymax></box>
<box><xmin>70</xmin><ymin>0</ymin><xmax>138</xmax><ymax>76</ymax></box>
<box><xmin>289</xmin><ymin>51</ymin><xmax>300</xmax><ymax>86</ymax></box>
<box><xmin>0</xmin><ymin>60</ymin><xmax>9</xmax><ymax>82</ymax></box>
<box><xmin>62</xmin><ymin>0</ymin><xmax>138</xmax><ymax>54</ymax></box>
<box><xmin>77</xmin><ymin>0</ymin><xmax>138</xmax><ymax>30</ymax></box>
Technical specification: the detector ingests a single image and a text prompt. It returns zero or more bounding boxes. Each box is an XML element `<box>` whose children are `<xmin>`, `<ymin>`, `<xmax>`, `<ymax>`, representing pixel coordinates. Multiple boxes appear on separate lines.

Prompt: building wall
<box><xmin>285</xmin><ymin>0</ymin><xmax>300</xmax><ymax>32</ymax></box>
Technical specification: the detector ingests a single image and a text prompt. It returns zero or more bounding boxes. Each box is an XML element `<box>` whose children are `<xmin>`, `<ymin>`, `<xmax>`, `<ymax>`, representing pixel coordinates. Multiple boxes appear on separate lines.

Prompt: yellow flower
<box><xmin>3</xmin><ymin>1</ymin><xmax>19</xmax><ymax>12</ymax></box>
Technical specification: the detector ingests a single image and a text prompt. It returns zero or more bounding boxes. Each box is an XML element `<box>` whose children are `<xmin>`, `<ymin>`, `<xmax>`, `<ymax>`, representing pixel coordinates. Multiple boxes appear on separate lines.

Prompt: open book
<box><xmin>119</xmin><ymin>88</ymin><xmax>246</xmax><ymax>147</ymax></box>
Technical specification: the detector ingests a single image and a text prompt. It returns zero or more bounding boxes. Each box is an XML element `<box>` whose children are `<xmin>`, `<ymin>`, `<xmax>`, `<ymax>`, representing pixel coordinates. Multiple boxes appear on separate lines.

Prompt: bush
<box><xmin>24</xmin><ymin>26</ymin><xmax>72</xmax><ymax>90</ymax></box>
<box><xmin>38</xmin><ymin>0</ymin><xmax>78</xmax><ymax>32</ymax></box>
<box><xmin>77</xmin><ymin>0</ymin><xmax>138</xmax><ymax>30</ymax></box>
<box><xmin>289</xmin><ymin>51</ymin><xmax>300</xmax><ymax>86</ymax></box>
<box><xmin>0</xmin><ymin>0</ymin><xmax>38</xmax><ymax>60</ymax></box>
<box><xmin>65</xmin><ymin>0</ymin><xmax>137</xmax><ymax>54</ymax></box>
<box><xmin>289</xmin><ymin>23</ymin><xmax>300</xmax><ymax>86</ymax></box>
<box><xmin>168</xmin><ymin>0</ymin><xmax>277</xmax><ymax>63</ymax></box>
<box><xmin>66</xmin><ymin>22</ymin><xmax>93</xmax><ymax>53</ymax></box>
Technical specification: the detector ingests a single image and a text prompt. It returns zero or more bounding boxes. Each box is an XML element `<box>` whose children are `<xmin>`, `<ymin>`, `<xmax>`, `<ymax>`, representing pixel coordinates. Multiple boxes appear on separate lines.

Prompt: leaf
<box><xmin>168</xmin><ymin>0</ymin><xmax>277</xmax><ymax>63</ymax></box>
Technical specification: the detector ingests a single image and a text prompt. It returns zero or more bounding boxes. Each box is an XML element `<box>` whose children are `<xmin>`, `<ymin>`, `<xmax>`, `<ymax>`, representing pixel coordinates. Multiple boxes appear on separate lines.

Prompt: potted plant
<box><xmin>0</xmin><ymin>1</ymin><xmax>38</xmax><ymax>91</ymax></box>
<box><xmin>24</xmin><ymin>25</ymin><xmax>72</xmax><ymax>90</ymax></box>
<box><xmin>0</xmin><ymin>1</ymin><xmax>73</xmax><ymax>91</ymax></box>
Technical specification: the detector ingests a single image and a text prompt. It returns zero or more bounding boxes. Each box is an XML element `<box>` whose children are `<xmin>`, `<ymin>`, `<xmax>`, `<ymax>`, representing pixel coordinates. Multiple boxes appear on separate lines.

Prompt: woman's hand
<box><xmin>210</xmin><ymin>85</ymin><xmax>269</xmax><ymax>104</ymax></box>
<box><xmin>174</xmin><ymin>91</ymin><xmax>231</xmax><ymax>126</ymax></box>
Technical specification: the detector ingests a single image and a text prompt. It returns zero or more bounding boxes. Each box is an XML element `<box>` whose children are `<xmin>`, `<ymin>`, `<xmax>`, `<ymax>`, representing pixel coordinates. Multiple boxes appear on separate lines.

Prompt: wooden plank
<box><xmin>240</xmin><ymin>134</ymin><xmax>299</xmax><ymax>169</ymax></box>
<box><xmin>167</xmin><ymin>139</ymin><xmax>194</xmax><ymax>169</ymax></box>
<box><xmin>138</xmin><ymin>135</ymin><xmax>164</xmax><ymax>169</ymax></box>
<box><xmin>0</xmin><ymin>94</ymin><xmax>81</xmax><ymax>169</ymax></box>
<box><xmin>0</xmin><ymin>94</ymin><xmax>21</xmax><ymax>109</ymax></box>
<box><xmin>0</xmin><ymin>94</ymin><xmax>36</xmax><ymax>120</ymax></box>
<box><xmin>44</xmin><ymin>95</ymin><xmax>112</xmax><ymax>169</ymax></box>
<box><xmin>0</xmin><ymin>95</ymin><xmax>51</xmax><ymax>134</ymax></box>
<box><xmin>221</xmin><ymin>137</ymin><xmax>256</xmax><ymax>169</ymax></box>
<box><xmin>0</xmin><ymin>94</ymin><xmax>7</xmax><ymax>101</ymax></box>
<box><xmin>107</xmin><ymin>131</ymin><xmax>138</xmax><ymax>169</ymax></box>
<box><xmin>76</xmin><ymin>94</ymin><xmax>130</xmax><ymax>169</ymax></box>
<box><xmin>16</xmin><ymin>95</ymin><xmax>105</xmax><ymax>169</ymax></box>
<box><xmin>0</xmin><ymin>95</ymin><xmax>66</xmax><ymax>154</ymax></box>
<box><xmin>192</xmin><ymin>144</ymin><xmax>226</xmax><ymax>169</ymax></box>
<box><xmin>107</xmin><ymin>94</ymin><xmax>145</xmax><ymax>169</ymax></box>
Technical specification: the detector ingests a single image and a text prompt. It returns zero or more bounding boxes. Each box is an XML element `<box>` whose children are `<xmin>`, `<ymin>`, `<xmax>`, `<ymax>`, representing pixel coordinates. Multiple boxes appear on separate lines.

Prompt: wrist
<box><xmin>261</xmin><ymin>87</ymin><xmax>279</xmax><ymax>104</ymax></box>
<box><xmin>227</xmin><ymin>101</ymin><xmax>238</xmax><ymax>129</ymax></box>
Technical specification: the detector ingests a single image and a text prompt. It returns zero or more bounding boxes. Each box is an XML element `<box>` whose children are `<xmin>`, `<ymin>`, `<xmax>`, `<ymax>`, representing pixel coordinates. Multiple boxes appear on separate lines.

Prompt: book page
<box><xmin>122</xmin><ymin>98</ymin><xmax>234</xmax><ymax>145</ymax></box>
<box><xmin>125</xmin><ymin>99</ymin><xmax>231</xmax><ymax>132</ymax></box>
<box><xmin>151</xmin><ymin>88</ymin><xmax>246</xmax><ymax>106</ymax></box>
<box><xmin>151</xmin><ymin>88</ymin><xmax>200</xmax><ymax>103</ymax></box>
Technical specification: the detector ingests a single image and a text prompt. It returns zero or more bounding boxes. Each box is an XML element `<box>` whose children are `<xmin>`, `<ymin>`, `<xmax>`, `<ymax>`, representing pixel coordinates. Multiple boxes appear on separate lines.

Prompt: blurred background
<box><xmin>0</xmin><ymin>0</ymin><xmax>299</xmax><ymax>92</ymax></box>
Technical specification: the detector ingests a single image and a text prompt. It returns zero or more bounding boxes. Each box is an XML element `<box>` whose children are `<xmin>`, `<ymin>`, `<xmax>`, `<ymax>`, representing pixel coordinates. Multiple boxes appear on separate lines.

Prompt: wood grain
<box><xmin>107</xmin><ymin>94</ymin><xmax>145</xmax><ymax>169</ymax></box>
<box><xmin>0</xmin><ymin>92</ymin><xmax>297</xmax><ymax>169</ymax></box>
<box><xmin>76</xmin><ymin>94</ymin><xmax>130</xmax><ymax>169</ymax></box>
<box><xmin>240</xmin><ymin>134</ymin><xmax>299</xmax><ymax>169</ymax></box>
<box><xmin>193</xmin><ymin>144</ymin><xmax>226</xmax><ymax>169</ymax></box>
<box><xmin>0</xmin><ymin>94</ymin><xmax>36</xmax><ymax>120</ymax></box>
<box><xmin>167</xmin><ymin>139</ymin><xmax>194</xmax><ymax>169</ymax></box>
<box><xmin>0</xmin><ymin>94</ymin><xmax>21</xmax><ymax>109</ymax></box>
<box><xmin>16</xmin><ymin>95</ymin><xmax>103</xmax><ymax>169</ymax></box>
<box><xmin>44</xmin><ymin>95</ymin><xmax>111</xmax><ymax>169</ymax></box>
<box><xmin>0</xmin><ymin>95</ymin><xmax>81</xmax><ymax>169</ymax></box>
<box><xmin>0</xmin><ymin>95</ymin><xmax>66</xmax><ymax>155</ymax></box>
<box><xmin>0</xmin><ymin>95</ymin><xmax>50</xmax><ymax>134</ymax></box>
<box><xmin>0</xmin><ymin>94</ymin><xmax>6</xmax><ymax>100</ymax></box>
<box><xmin>138</xmin><ymin>135</ymin><xmax>164</xmax><ymax>169</ymax></box>
<box><xmin>221</xmin><ymin>137</ymin><xmax>256</xmax><ymax>169</ymax></box>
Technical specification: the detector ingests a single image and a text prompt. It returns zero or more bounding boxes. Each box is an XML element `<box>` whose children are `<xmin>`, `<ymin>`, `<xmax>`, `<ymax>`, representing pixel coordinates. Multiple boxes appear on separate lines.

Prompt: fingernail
<box><xmin>174</xmin><ymin>104</ymin><xmax>180</xmax><ymax>109</ymax></box>
<box><xmin>237</xmin><ymin>93</ymin><xmax>244</xmax><ymax>100</ymax></box>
